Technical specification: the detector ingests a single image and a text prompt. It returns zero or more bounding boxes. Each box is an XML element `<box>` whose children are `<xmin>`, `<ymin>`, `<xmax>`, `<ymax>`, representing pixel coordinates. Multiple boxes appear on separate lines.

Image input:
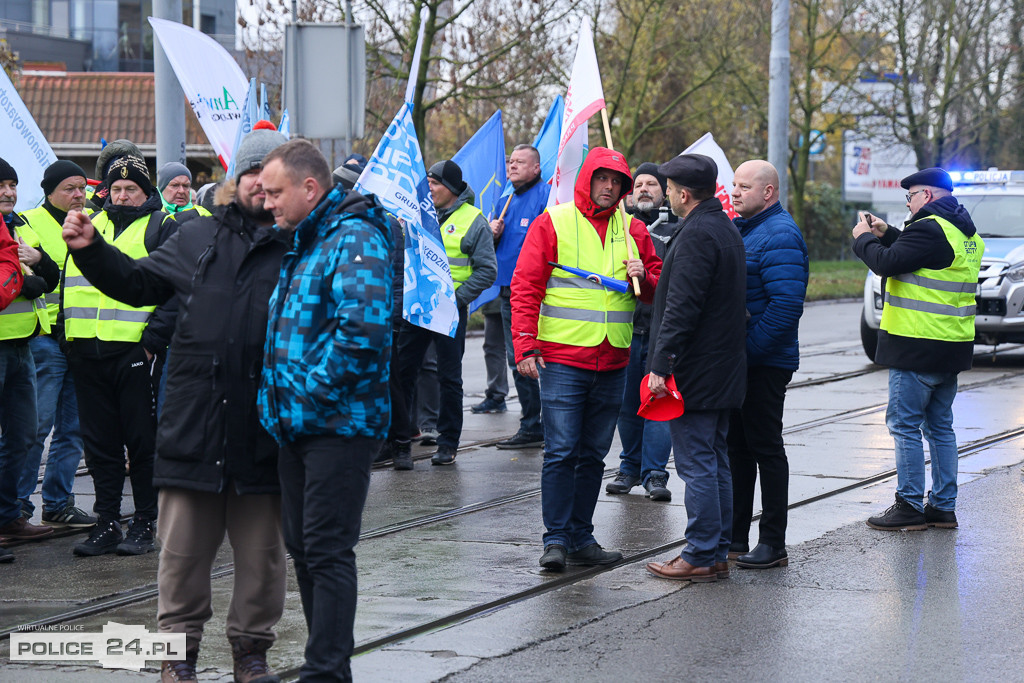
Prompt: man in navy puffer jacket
<box><xmin>727</xmin><ymin>160</ymin><xmax>808</xmax><ymax>570</ymax></box>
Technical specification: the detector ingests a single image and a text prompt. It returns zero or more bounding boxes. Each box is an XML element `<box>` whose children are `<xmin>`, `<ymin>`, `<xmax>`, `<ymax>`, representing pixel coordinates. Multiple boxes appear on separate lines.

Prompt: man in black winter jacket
<box><xmin>645</xmin><ymin>154</ymin><xmax>747</xmax><ymax>583</ymax></box>
<box><xmin>852</xmin><ymin>167</ymin><xmax>982</xmax><ymax>532</ymax></box>
<box><xmin>63</xmin><ymin>128</ymin><xmax>289</xmax><ymax>682</ymax></box>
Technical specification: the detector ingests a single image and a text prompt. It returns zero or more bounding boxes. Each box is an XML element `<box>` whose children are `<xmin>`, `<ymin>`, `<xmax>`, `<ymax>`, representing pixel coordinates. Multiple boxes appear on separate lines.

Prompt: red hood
<box><xmin>574</xmin><ymin>147</ymin><xmax>633</xmax><ymax>219</ymax></box>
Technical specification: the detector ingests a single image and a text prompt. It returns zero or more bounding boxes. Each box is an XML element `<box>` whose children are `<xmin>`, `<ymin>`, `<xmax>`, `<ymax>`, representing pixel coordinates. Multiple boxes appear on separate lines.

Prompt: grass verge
<box><xmin>808</xmin><ymin>260</ymin><xmax>865</xmax><ymax>302</ymax></box>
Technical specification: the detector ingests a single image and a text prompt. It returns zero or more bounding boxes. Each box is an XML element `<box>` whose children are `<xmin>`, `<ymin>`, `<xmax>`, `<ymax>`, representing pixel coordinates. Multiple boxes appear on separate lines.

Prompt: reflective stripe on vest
<box><xmin>880</xmin><ymin>214</ymin><xmax>984</xmax><ymax>343</ymax></box>
<box><xmin>537</xmin><ymin>202</ymin><xmax>637</xmax><ymax>348</ymax></box>
<box><xmin>63</xmin><ymin>211</ymin><xmax>157</xmax><ymax>342</ymax></box>
<box><xmin>440</xmin><ymin>202</ymin><xmax>482</xmax><ymax>288</ymax></box>
<box><xmin>0</xmin><ymin>221</ymin><xmax>50</xmax><ymax>340</ymax></box>
<box><xmin>20</xmin><ymin>207</ymin><xmax>69</xmax><ymax>327</ymax></box>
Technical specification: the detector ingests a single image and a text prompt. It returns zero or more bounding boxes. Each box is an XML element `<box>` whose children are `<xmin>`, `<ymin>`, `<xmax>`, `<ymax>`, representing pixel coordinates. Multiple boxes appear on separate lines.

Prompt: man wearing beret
<box><xmin>63</xmin><ymin>154</ymin><xmax>177</xmax><ymax>557</ymax></box>
<box><xmin>0</xmin><ymin>156</ymin><xmax>60</xmax><ymax>558</ymax></box>
<box><xmin>645</xmin><ymin>153</ymin><xmax>747</xmax><ymax>583</ymax></box>
<box><xmin>512</xmin><ymin>147</ymin><xmax>662</xmax><ymax>571</ymax></box>
<box><xmin>15</xmin><ymin>161</ymin><xmax>95</xmax><ymax>531</ymax></box>
<box><xmin>606</xmin><ymin>162</ymin><xmax>677</xmax><ymax>502</ymax></box>
<box><xmin>157</xmin><ymin>162</ymin><xmax>212</xmax><ymax>225</ymax></box>
<box><xmin>394</xmin><ymin>159</ymin><xmax>496</xmax><ymax>466</ymax></box>
<box><xmin>852</xmin><ymin>167</ymin><xmax>982</xmax><ymax>530</ymax></box>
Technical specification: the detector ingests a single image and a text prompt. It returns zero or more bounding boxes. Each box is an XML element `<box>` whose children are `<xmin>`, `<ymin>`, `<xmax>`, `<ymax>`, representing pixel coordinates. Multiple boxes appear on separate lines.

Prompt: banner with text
<box><xmin>0</xmin><ymin>68</ymin><xmax>56</xmax><ymax>212</ymax></box>
<box><xmin>149</xmin><ymin>17</ymin><xmax>248</xmax><ymax>171</ymax></box>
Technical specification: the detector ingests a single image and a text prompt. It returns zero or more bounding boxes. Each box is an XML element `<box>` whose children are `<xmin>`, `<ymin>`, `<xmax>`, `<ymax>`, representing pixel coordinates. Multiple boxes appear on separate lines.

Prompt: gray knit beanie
<box><xmin>157</xmin><ymin>162</ymin><xmax>191</xmax><ymax>191</ymax></box>
<box><xmin>234</xmin><ymin>129</ymin><xmax>288</xmax><ymax>182</ymax></box>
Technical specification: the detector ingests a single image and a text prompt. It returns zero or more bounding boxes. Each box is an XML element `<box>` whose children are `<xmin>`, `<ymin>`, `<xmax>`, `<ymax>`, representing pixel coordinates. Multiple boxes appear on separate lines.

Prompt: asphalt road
<box><xmin>3</xmin><ymin>300</ymin><xmax>1023</xmax><ymax>681</ymax></box>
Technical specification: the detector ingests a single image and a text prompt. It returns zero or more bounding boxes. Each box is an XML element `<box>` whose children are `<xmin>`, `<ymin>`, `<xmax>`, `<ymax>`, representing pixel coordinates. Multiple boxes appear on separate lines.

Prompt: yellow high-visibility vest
<box><xmin>881</xmin><ymin>214</ymin><xmax>985</xmax><ymax>342</ymax></box>
<box><xmin>19</xmin><ymin>207</ymin><xmax>68</xmax><ymax>327</ymax></box>
<box><xmin>0</xmin><ymin>221</ymin><xmax>50</xmax><ymax>340</ymax></box>
<box><xmin>537</xmin><ymin>202</ymin><xmax>637</xmax><ymax>348</ymax></box>
<box><xmin>63</xmin><ymin>211</ymin><xmax>160</xmax><ymax>342</ymax></box>
<box><xmin>440</xmin><ymin>202</ymin><xmax>482</xmax><ymax>289</ymax></box>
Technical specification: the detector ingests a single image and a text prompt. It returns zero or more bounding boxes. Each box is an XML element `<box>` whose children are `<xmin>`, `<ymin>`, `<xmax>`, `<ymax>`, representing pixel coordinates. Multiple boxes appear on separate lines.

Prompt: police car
<box><xmin>860</xmin><ymin>169</ymin><xmax>1024</xmax><ymax>361</ymax></box>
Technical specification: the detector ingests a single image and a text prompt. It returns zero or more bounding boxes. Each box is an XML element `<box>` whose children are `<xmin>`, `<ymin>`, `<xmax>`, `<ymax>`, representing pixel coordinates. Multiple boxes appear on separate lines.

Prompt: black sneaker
<box><xmin>924</xmin><ymin>503</ymin><xmax>958</xmax><ymax>529</ymax></box>
<box><xmin>471</xmin><ymin>397</ymin><xmax>507</xmax><ymax>414</ymax></box>
<box><xmin>117</xmin><ymin>517</ymin><xmax>156</xmax><ymax>555</ymax></box>
<box><xmin>392</xmin><ymin>441</ymin><xmax>414</xmax><ymax>471</ymax></box>
<box><xmin>566</xmin><ymin>543</ymin><xmax>623</xmax><ymax>566</ymax></box>
<box><xmin>495</xmin><ymin>432</ymin><xmax>544</xmax><ymax>450</ymax></box>
<box><xmin>0</xmin><ymin>546</ymin><xmax>13</xmax><ymax>563</ymax></box>
<box><xmin>539</xmin><ymin>544</ymin><xmax>566</xmax><ymax>571</ymax></box>
<box><xmin>42</xmin><ymin>503</ymin><xmax>97</xmax><ymax>529</ymax></box>
<box><xmin>606</xmin><ymin>471</ymin><xmax>640</xmax><ymax>494</ymax></box>
<box><xmin>867</xmin><ymin>495</ymin><xmax>927</xmax><ymax>531</ymax></box>
<box><xmin>644</xmin><ymin>474</ymin><xmax>672</xmax><ymax>502</ymax></box>
<box><xmin>374</xmin><ymin>441</ymin><xmax>394</xmax><ymax>464</ymax></box>
<box><xmin>73</xmin><ymin>519</ymin><xmax>123</xmax><ymax>556</ymax></box>
<box><xmin>431</xmin><ymin>447</ymin><xmax>457</xmax><ymax>466</ymax></box>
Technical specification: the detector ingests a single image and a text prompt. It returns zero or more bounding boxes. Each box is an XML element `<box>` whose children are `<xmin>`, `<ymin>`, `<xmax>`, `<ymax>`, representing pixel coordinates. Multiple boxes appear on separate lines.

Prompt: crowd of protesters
<box><xmin>0</xmin><ymin>121</ymin><xmax>984</xmax><ymax>680</ymax></box>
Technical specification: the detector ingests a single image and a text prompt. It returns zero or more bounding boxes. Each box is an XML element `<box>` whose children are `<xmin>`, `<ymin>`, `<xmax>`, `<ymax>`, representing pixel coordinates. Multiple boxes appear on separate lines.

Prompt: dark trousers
<box><xmin>396</xmin><ymin>308</ymin><xmax>468</xmax><ymax>451</ymax></box>
<box><xmin>384</xmin><ymin>328</ymin><xmax>410</xmax><ymax>443</ymax></box>
<box><xmin>68</xmin><ymin>344</ymin><xmax>157</xmax><ymax>522</ymax></box>
<box><xmin>500</xmin><ymin>291</ymin><xmax>542</xmax><ymax>436</ymax></box>
<box><xmin>279</xmin><ymin>434</ymin><xmax>377</xmax><ymax>682</ymax></box>
<box><xmin>728</xmin><ymin>365</ymin><xmax>793</xmax><ymax>548</ymax></box>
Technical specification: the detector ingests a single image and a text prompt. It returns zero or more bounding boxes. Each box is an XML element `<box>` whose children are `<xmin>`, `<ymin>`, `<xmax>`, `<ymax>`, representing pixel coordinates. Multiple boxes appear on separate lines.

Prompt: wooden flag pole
<box><xmin>497</xmin><ymin>193</ymin><xmax>514</xmax><ymax>222</ymax></box>
<box><xmin>600</xmin><ymin>108</ymin><xmax>641</xmax><ymax>295</ymax></box>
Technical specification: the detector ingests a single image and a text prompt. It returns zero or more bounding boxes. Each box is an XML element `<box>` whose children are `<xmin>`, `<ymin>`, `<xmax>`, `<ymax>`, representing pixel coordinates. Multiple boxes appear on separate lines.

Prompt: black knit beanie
<box><xmin>41</xmin><ymin>160</ymin><xmax>87</xmax><ymax>196</ymax></box>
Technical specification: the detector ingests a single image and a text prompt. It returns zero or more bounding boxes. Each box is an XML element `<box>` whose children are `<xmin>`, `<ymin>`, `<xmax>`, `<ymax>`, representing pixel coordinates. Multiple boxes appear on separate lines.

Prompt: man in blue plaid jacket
<box><xmin>257</xmin><ymin>138</ymin><xmax>393</xmax><ymax>681</ymax></box>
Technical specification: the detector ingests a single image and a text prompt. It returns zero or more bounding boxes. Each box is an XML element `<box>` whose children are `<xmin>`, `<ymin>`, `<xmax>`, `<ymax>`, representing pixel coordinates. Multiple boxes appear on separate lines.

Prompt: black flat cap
<box><xmin>900</xmin><ymin>167</ymin><xmax>953</xmax><ymax>191</ymax></box>
<box><xmin>659</xmin><ymin>154</ymin><xmax>717</xmax><ymax>191</ymax></box>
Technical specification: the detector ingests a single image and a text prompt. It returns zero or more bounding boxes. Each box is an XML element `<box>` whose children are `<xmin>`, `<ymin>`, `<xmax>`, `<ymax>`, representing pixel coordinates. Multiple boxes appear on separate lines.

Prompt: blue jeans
<box><xmin>669</xmin><ymin>410</ymin><xmax>732</xmax><ymax>567</ymax></box>
<box><xmin>538</xmin><ymin>362</ymin><xmax>624</xmax><ymax>551</ymax></box>
<box><xmin>501</xmin><ymin>292</ymin><xmax>542</xmax><ymax>436</ymax></box>
<box><xmin>17</xmin><ymin>335</ymin><xmax>83</xmax><ymax>515</ymax></box>
<box><xmin>615</xmin><ymin>333</ymin><xmax>671</xmax><ymax>484</ymax></box>
<box><xmin>0</xmin><ymin>343</ymin><xmax>38</xmax><ymax>526</ymax></box>
<box><xmin>886</xmin><ymin>368</ymin><xmax>959</xmax><ymax>512</ymax></box>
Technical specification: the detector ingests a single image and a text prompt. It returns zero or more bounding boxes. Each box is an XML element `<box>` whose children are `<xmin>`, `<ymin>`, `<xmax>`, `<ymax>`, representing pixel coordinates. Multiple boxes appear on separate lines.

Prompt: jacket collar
<box><xmin>733</xmin><ymin>200</ymin><xmax>784</xmax><ymax>234</ymax></box>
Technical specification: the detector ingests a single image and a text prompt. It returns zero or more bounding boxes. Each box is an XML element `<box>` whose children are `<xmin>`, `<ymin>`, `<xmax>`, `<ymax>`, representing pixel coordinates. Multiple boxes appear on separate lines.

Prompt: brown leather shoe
<box><xmin>161</xmin><ymin>658</ymin><xmax>197</xmax><ymax>682</ymax></box>
<box><xmin>646</xmin><ymin>556</ymin><xmax>717</xmax><ymax>582</ymax></box>
<box><xmin>231</xmin><ymin>636</ymin><xmax>279</xmax><ymax>683</ymax></box>
<box><xmin>0</xmin><ymin>516</ymin><xmax>54</xmax><ymax>541</ymax></box>
<box><xmin>714</xmin><ymin>561</ymin><xmax>730</xmax><ymax>579</ymax></box>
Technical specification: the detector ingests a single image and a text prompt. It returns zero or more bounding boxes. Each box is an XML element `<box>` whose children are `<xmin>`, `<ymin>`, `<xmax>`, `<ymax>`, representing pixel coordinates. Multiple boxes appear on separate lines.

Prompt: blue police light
<box><xmin>948</xmin><ymin>171</ymin><xmax>962</xmax><ymax>183</ymax></box>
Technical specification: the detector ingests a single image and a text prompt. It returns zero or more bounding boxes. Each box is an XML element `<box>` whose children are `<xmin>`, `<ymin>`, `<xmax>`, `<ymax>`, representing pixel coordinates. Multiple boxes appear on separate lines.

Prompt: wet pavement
<box><xmin>2</xmin><ymin>300</ymin><xmax>1023</xmax><ymax>681</ymax></box>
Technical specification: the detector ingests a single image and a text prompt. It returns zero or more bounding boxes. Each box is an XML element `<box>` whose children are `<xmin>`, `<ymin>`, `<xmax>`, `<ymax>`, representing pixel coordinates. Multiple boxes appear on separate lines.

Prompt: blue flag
<box><xmin>355</xmin><ymin>102</ymin><xmax>459</xmax><ymax>337</ymax></box>
<box><xmin>535</xmin><ymin>95</ymin><xmax>564</xmax><ymax>184</ymax></box>
<box><xmin>226</xmin><ymin>78</ymin><xmax>260</xmax><ymax>178</ymax></box>
<box><xmin>453</xmin><ymin>110</ymin><xmax>507</xmax><ymax>220</ymax></box>
<box><xmin>278</xmin><ymin>110</ymin><xmax>291</xmax><ymax>139</ymax></box>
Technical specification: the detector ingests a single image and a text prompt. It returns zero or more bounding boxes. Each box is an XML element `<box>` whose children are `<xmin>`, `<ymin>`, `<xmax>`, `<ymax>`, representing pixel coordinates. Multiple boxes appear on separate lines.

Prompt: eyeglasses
<box><xmin>905</xmin><ymin>189</ymin><xmax>928</xmax><ymax>202</ymax></box>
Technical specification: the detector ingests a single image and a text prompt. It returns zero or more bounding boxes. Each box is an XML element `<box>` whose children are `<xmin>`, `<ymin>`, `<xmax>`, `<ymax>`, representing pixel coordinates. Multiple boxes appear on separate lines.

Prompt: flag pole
<box><xmin>600</xmin><ymin>108</ymin><xmax>641</xmax><ymax>296</ymax></box>
<box><xmin>497</xmin><ymin>193</ymin><xmax>514</xmax><ymax>221</ymax></box>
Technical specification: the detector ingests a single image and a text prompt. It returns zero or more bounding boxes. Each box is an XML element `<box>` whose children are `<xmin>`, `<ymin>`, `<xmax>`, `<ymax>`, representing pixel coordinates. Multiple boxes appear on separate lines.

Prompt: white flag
<box><xmin>549</xmin><ymin>23</ymin><xmax>605</xmax><ymax>206</ymax></box>
<box><xmin>148</xmin><ymin>17</ymin><xmax>248</xmax><ymax>171</ymax></box>
<box><xmin>0</xmin><ymin>68</ymin><xmax>57</xmax><ymax>211</ymax></box>
<box><xmin>682</xmin><ymin>132</ymin><xmax>739</xmax><ymax>219</ymax></box>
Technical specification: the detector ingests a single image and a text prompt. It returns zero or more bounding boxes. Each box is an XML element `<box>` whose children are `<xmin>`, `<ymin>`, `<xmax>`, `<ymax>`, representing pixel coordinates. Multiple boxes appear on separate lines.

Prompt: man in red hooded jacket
<box><xmin>511</xmin><ymin>148</ymin><xmax>662</xmax><ymax>571</ymax></box>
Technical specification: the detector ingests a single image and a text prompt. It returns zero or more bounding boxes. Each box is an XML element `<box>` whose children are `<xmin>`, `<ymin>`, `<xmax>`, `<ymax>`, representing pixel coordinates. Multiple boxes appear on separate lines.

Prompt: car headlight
<box><xmin>1006</xmin><ymin>262</ymin><xmax>1024</xmax><ymax>282</ymax></box>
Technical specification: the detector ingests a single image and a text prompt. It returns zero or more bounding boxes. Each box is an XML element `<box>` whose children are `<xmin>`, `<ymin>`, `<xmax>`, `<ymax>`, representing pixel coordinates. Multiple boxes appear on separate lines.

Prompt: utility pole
<box><xmin>768</xmin><ymin>0</ymin><xmax>791</xmax><ymax>208</ymax></box>
<box><xmin>153</xmin><ymin>0</ymin><xmax>186</xmax><ymax>168</ymax></box>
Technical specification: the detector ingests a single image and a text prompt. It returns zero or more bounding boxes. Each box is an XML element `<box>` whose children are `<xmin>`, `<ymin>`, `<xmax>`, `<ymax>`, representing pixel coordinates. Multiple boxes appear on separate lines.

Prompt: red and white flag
<box><xmin>549</xmin><ymin>23</ymin><xmax>606</xmax><ymax>206</ymax></box>
<box><xmin>682</xmin><ymin>132</ymin><xmax>739</xmax><ymax>219</ymax></box>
